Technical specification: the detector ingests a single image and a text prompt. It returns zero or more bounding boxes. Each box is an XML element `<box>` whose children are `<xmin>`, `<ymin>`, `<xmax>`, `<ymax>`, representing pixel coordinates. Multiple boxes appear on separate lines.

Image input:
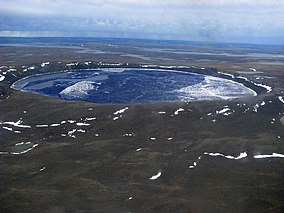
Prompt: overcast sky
<box><xmin>0</xmin><ymin>0</ymin><xmax>284</xmax><ymax>44</ymax></box>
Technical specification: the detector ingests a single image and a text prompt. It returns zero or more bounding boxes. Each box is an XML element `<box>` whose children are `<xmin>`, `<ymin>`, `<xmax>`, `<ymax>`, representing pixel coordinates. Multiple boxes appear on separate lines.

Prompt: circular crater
<box><xmin>12</xmin><ymin>68</ymin><xmax>256</xmax><ymax>104</ymax></box>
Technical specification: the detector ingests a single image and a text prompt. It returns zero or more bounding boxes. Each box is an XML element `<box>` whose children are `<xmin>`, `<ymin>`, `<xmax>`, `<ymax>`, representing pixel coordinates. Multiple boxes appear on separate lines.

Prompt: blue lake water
<box><xmin>12</xmin><ymin>69</ymin><xmax>256</xmax><ymax>103</ymax></box>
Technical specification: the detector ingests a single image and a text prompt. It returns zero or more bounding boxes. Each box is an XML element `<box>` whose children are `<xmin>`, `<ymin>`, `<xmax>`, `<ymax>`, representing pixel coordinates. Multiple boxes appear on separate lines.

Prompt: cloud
<box><xmin>0</xmin><ymin>0</ymin><xmax>284</xmax><ymax>44</ymax></box>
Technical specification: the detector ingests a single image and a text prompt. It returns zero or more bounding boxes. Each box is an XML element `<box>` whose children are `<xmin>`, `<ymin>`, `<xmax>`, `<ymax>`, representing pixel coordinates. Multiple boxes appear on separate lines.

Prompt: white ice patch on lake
<box><xmin>176</xmin><ymin>76</ymin><xmax>256</xmax><ymax>101</ymax></box>
<box><xmin>59</xmin><ymin>81</ymin><xmax>95</xmax><ymax>99</ymax></box>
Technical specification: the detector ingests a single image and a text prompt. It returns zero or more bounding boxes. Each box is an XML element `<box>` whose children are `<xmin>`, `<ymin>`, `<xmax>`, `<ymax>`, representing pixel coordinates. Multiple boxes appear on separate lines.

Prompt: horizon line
<box><xmin>0</xmin><ymin>36</ymin><xmax>283</xmax><ymax>47</ymax></box>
